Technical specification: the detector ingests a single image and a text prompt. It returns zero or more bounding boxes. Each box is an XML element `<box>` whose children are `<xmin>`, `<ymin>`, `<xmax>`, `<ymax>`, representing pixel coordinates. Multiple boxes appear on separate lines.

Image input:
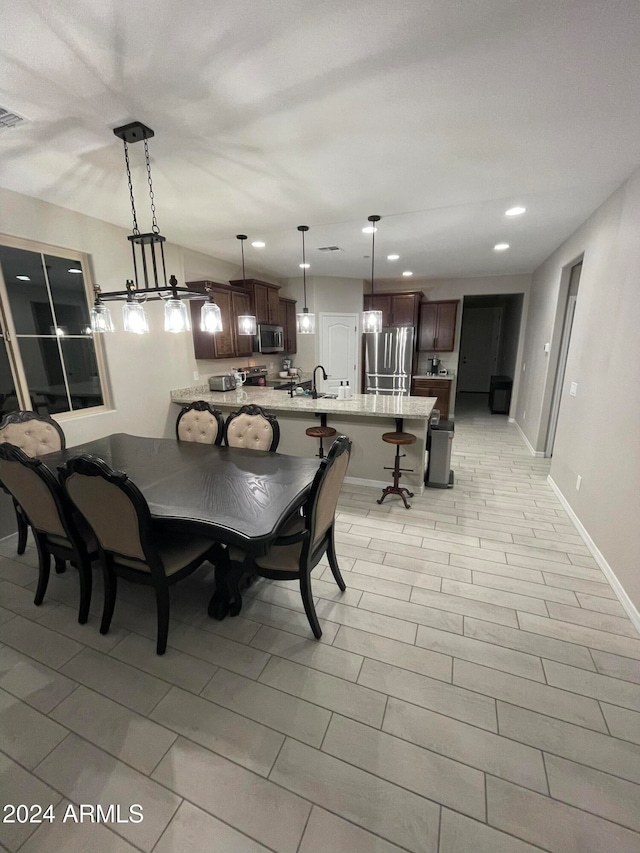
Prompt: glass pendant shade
<box><xmin>296</xmin><ymin>309</ymin><xmax>315</xmax><ymax>334</ymax></box>
<box><xmin>237</xmin><ymin>314</ymin><xmax>257</xmax><ymax>336</ymax></box>
<box><xmin>164</xmin><ymin>298</ymin><xmax>191</xmax><ymax>333</ymax></box>
<box><xmin>362</xmin><ymin>309</ymin><xmax>383</xmax><ymax>334</ymax></box>
<box><xmin>201</xmin><ymin>300</ymin><xmax>223</xmax><ymax>333</ymax></box>
<box><xmin>122</xmin><ymin>300</ymin><xmax>149</xmax><ymax>334</ymax></box>
<box><xmin>90</xmin><ymin>302</ymin><xmax>114</xmax><ymax>333</ymax></box>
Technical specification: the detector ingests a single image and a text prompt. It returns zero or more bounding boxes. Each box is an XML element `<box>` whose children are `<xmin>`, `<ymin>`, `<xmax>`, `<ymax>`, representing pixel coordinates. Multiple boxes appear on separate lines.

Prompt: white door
<box><xmin>319</xmin><ymin>313</ymin><xmax>359</xmax><ymax>394</ymax></box>
<box><xmin>457</xmin><ymin>307</ymin><xmax>503</xmax><ymax>392</ymax></box>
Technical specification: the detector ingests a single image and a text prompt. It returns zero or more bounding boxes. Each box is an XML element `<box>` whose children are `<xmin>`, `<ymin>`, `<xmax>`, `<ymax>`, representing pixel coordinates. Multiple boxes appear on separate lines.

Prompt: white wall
<box><xmin>517</xmin><ymin>168</ymin><xmax>640</xmax><ymax>610</ymax></box>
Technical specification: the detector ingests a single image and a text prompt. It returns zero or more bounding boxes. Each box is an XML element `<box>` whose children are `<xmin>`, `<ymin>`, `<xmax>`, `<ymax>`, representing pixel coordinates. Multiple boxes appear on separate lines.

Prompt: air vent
<box><xmin>317</xmin><ymin>246</ymin><xmax>343</xmax><ymax>252</ymax></box>
<box><xmin>0</xmin><ymin>107</ymin><xmax>27</xmax><ymax>133</ymax></box>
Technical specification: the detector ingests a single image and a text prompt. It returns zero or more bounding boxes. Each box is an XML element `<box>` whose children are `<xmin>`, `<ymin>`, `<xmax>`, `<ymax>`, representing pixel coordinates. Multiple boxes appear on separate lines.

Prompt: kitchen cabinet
<box><xmin>411</xmin><ymin>377</ymin><xmax>451</xmax><ymax>419</ymax></box>
<box><xmin>363</xmin><ymin>291</ymin><xmax>423</xmax><ymax>328</ymax></box>
<box><xmin>231</xmin><ymin>278</ymin><xmax>281</xmax><ymax>325</ymax></box>
<box><xmin>418</xmin><ymin>300</ymin><xmax>458</xmax><ymax>352</ymax></box>
<box><xmin>188</xmin><ymin>280</ymin><xmax>251</xmax><ymax>360</ymax></box>
<box><xmin>279</xmin><ymin>297</ymin><xmax>297</xmax><ymax>354</ymax></box>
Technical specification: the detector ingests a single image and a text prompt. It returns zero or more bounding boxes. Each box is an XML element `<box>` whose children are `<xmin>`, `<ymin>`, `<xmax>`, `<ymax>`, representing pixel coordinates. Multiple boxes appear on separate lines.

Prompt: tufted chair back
<box><xmin>176</xmin><ymin>402</ymin><xmax>224</xmax><ymax>445</ymax></box>
<box><xmin>224</xmin><ymin>405</ymin><xmax>280</xmax><ymax>452</ymax></box>
<box><xmin>0</xmin><ymin>411</ymin><xmax>65</xmax><ymax>458</ymax></box>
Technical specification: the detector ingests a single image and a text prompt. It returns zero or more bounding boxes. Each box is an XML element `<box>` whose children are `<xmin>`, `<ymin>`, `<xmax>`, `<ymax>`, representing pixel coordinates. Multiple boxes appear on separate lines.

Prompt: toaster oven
<box><xmin>208</xmin><ymin>374</ymin><xmax>237</xmax><ymax>392</ymax></box>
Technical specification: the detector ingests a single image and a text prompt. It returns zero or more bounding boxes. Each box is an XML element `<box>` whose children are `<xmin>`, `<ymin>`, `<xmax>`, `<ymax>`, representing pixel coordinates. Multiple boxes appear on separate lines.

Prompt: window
<box><xmin>0</xmin><ymin>238</ymin><xmax>107</xmax><ymax>419</ymax></box>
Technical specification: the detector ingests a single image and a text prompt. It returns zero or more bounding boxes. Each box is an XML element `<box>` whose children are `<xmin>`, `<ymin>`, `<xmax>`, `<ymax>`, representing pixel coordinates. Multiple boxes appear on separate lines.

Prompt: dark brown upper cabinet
<box><xmin>230</xmin><ymin>278</ymin><xmax>281</xmax><ymax>326</ymax></box>
<box><xmin>418</xmin><ymin>300</ymin><xmax>459</xmax><ymax>352</ymax></box>
<box><xmin>188</xmin><ymin>280</ymin><xmax>251</xmax><ymax>360</ymax></box>
<box><xmin>363</xmin><ymin>291</ymin><xmax>423</xmax><ymax>328</ymax></box>
<box><xmin>279</xmin><ymin>297</ymin><xmax>297</xmax><ymax>354</ymax></box>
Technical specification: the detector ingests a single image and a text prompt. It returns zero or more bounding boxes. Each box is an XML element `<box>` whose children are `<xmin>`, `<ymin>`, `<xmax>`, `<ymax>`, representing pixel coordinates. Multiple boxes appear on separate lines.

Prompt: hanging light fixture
<box><xmin>235</xmin><ymin>234</ymin><xmax>257</xmax><ymax>336</ymax></box>
<box><xmin>90</xmin><ymin>121</ymin><xmax>203</xmax><ymax>334</ymax></box>
<box><xmin>90</xmin><ymin>286</ymin><xmax>114</xmax><ymax>333</ymax></box>
<box><xmin>296</xmin><ymin>225</ymin><xmax>315</xmax><ymax>334</ymax></box>
<box><xmin>122</xmin><ymin>280</ymin><xmax>149</xmax><ymax>334</ymax></box>
<box><xmin>362</xmin><ymin>215</ymin><xmax>382</xmax><ymax>333</ymax></box>
<box><xmin>200</xmin><ymin>284</ymin><xmax>223</xmax><ymax>333</ymax></box>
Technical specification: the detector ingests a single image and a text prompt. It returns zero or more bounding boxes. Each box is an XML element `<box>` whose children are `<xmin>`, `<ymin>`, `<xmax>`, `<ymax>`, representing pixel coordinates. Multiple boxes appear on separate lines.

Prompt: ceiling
<box><xmin>1</xmin><ymin>0</ymin><xmax>640</xmax><ymax>282</ymax></box>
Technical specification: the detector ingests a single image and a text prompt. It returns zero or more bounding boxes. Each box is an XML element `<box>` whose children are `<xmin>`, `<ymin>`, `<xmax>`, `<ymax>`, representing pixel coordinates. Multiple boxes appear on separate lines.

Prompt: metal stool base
<box><xmin>378</xmin><ymin>443</ymin><xmax>414</xmax><ymax>509</ymax></box>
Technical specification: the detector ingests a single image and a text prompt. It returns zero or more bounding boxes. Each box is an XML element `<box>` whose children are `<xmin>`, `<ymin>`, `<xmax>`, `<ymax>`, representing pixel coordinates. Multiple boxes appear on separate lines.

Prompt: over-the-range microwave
<box><xmin>253</xmin><ymin>324</ymin><xmax>284</xmax><ymax>353</ymax></box>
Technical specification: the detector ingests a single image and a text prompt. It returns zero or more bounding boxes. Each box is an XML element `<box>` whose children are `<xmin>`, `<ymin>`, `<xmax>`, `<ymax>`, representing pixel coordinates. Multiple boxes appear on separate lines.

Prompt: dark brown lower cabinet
<box><xmin>412</xmin><ymin>378</ymin><xmax>451</xmax><ymax>419</ymax></box>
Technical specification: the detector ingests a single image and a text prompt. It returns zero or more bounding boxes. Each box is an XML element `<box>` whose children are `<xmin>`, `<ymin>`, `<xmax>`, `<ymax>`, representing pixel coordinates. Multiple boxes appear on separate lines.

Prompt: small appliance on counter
<box><xmin>241</xmin><ymin>365</ymin><xmax>268</xmax><ymax>386</ymax></box>
<box><xmin>429</xmin><ymin>357</ymin><xmax>441</xmax><ymax>374</ymax></box>
<box><xmin>208</xmin><ymin>374</ymin><xmax>236</xmax><ymax>392</ymax></box>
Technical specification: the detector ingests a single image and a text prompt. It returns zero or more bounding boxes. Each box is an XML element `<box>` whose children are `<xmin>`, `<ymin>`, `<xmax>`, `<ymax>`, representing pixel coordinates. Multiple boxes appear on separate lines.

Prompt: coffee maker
<box><xmin>429</xmin><ymin>357</ymin><xmax>441</xmax><ymax>375</ymax></box>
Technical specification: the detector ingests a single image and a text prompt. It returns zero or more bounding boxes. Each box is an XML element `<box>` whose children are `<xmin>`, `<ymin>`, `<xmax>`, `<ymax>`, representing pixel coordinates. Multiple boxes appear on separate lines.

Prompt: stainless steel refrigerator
<box><xmin>364</xmin><ymin>327</ymin><xmax>414</xmax><ymax>395</ymax></box>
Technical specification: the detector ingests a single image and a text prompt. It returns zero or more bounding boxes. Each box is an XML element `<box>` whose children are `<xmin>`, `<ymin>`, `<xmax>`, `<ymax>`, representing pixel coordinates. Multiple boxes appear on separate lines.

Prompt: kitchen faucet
<box><xmin>312</xmin><ymin>365</ymin><xmax>328</xmax><ymax>399</ymax></box>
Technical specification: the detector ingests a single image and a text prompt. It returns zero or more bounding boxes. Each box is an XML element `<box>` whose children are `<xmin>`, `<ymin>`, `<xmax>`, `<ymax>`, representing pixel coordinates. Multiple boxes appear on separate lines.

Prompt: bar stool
<box><xmin>306</xmin><ymin>413</ymin><xmax>336</xmax><ymax>459</ymax></box>
<box><xmin>378</xmin><ymin>417</ymin><xmax>416</xmax><ymax>509</ymax></box>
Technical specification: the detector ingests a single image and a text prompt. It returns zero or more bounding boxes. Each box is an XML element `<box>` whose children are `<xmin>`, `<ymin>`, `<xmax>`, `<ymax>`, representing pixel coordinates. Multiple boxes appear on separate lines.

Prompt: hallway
<box><xmin>0</xmin><ymin>407</ymin><xmax>639</xmax><ymax>852</ymax></box>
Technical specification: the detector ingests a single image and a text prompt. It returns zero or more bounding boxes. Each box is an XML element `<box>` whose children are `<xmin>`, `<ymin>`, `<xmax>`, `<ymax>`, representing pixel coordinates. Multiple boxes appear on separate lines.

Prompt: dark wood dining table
<box><xmin>41</xmin><ymin>432</ymin><xmax>321</xmax><ymax>617</ymax></box>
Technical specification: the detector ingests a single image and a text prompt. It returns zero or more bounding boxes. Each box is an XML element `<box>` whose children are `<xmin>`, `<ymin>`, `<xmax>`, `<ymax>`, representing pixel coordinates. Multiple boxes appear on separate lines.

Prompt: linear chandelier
<box><xmin>90</xmin><ymin>121</ymin><xmax>206</xmax><ymax>334</ymax></box>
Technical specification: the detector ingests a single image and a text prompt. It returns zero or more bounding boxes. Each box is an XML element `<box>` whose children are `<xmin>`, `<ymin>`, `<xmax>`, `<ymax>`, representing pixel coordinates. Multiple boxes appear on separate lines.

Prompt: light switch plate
<box><xmin>193</xmin><ymin>371</ymin><xmax>199</xmax><ymax>380</ymax></box>
<box><xmin>569</xmin><ymin>381</ymin><xmax>578</xmax><ymax>397</ymax></box>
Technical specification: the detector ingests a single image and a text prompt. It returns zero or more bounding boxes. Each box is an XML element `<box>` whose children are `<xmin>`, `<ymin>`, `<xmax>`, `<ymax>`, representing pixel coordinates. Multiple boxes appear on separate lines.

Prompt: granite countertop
<box><xmin>171</xmin><ymin>385</ymin><xmax>437</xmax><ymax>419</ymax></box>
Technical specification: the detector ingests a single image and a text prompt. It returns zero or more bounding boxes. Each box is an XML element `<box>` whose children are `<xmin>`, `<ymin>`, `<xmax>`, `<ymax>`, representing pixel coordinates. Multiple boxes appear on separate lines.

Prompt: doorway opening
<box><xmin>545</xmin><ymin>260</ymin><xmax>582</xmax><ymax>457</ymax></box>
<box><xmin>455</xmin><ymin>293</ymin><xmax>524</xmax><ymax>416</ymax></box>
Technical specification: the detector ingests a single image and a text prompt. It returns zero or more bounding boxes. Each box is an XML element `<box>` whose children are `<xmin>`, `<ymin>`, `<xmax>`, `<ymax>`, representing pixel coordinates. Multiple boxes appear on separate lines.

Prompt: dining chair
<box><xmin>224</xmin><ymin>404</ymin><xmax>280</xmax><ymax>451</ymax></box>
<box><xmin>60</xmin><ymin>454</ymin><xmax>221</xmax><ymax>655</ymax></box>
<box><xmin>176</xmin><ymin>400</ymin><xmax>224</xmax><ymax>445</ymax></box>
<box><xmin>0</xmin><ymin>410</ymin><xmax>66</xmax><ymax>555</ymax></box>
<box><xmin>229</xmin><ymin>434</ymin><xmax>351</xmax><ymax>638</ymax></box>
<box><xmin>0</xmin><ymin>443</ymin><xmax>95</xmax><ymax>623</ymax></box>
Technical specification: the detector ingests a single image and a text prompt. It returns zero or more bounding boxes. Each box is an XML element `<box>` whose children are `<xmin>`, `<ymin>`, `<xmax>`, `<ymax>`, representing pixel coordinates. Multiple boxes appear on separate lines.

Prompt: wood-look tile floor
<box><xmin>1</xmin><ymin>400</ymin><xmax>639</xmax><ymax>852</ymax></box>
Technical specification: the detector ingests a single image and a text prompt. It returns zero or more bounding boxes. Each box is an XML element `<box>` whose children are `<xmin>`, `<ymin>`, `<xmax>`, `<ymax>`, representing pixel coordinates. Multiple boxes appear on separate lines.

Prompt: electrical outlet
<box><xmin>522</xmin><ymin>363</ymin><xmax>526</xmax><ymax>372</ymax></box>
<box><xmin>523</xmin><ymin>410</ymin><xmax>526</xmax><ymax>420</ymax></box>
<box><xmin>193</xmin><ymin>371</ymin><xmax>199</xmax><ymax>381</ymax></box>
<box><xmin>576</xmin><ymin>475</ymin><xmax>582</xmax><ymax>491</ymax></box>
<box><xmin>544</xmin><ymin>342</ymin><xmax>550</xmax><ymax>353</ymax></box>
<box><xmin>569</xmin><ymin>381</ymin><xmax>578</xmax><ymax>397</ymax></box>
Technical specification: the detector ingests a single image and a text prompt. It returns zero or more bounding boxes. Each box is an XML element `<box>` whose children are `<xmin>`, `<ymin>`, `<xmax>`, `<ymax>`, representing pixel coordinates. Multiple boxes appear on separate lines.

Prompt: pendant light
<box><xmin>90</xmin><ymin>286</ymin><xmax>114</xmax><ymax>333</ymax></box>
<box><xmin>235</xmin><ymin>234</ymin><xmax>257</xmax><ymax>336</ymax></box>
<box><xmin>296</xmin><ymin>225</ymin><xmax>315</xmax><ymax>334</ymax></box>
<box><xmin>122</xmin><ymin>280</ymin><xmax>149</xmax><ymax>334</ymax></box>
<box><xmin>90</xmin><ymin>121</ymin><xmax>204</xmax><ymax>333</ymax></box>
<box><xmin>362</xmin><ymin>215</ymin><xmax>382</xmax><ymax>333</ymax></box>
<box><xmin>200</xmin><ymin>284</ymin><xmax>223</xmax><ymax>333</ymax></box>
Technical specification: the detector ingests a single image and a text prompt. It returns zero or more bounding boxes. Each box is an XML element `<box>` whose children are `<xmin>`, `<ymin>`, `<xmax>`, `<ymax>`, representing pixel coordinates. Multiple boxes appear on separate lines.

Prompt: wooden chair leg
<box><xmin>300</xmin><ymin>571</ymin><xmax>322</xmax><ymax>639</ymax></box>
<box><xmin>15</xmin><ymin>502</ymin><xmax>28</xmax><ymax>555</ymax></box>
<box><xmin>33</xmin><ymin>536</ymin><xmax>50</xmax><ymax>606</ymax></box>
<box><xmin>154</xmin><ymin>584</ymin><xmax>170</xmax><ymax>655</ymax></box>
<box><xmin>327</xmin><ymin>528</ymin><xmax>346</xmax><ymax>591</ymax></box>
<box><xmin>100</xmin><ymin>561</ymin><xmax>117</xmax><ymax>635</ymax></box>
<box><xmin>76</xmin><ymin>554</ymin><xmax>92</xmax><ymax>625</ymax></box>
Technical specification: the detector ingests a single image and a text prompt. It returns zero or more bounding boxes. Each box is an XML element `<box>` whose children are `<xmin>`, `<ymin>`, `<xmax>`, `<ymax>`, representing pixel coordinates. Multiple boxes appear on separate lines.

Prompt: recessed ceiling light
<box><xmin>251</xmin><ymin>241</ymin><xmax>265</xmax><ymax>248</ymax></box>
<box><xmin>16</xmin><ymin>275</ymin><xmax>30</xmax><ymax>281</ymax></box>
<box><xmin>493</xmin><ymin>243</ymin><xmax>510</xmax><ymax>251</ymax></box>
<box><xmin>299</xmin><ymin>263</ymin><xmax>310</xmax><ymax>269</ymax></box>
<box><xmin>68</xmin><ymin>268</ymin><xmax>83</xmax><ymax>273</ymax></box>
<box><xmin>387</xmin><ymin>254</ymin><xmax>400</xmax><ymax>261</ymax></box>
<box><xmin>505</xmin><ymin>206</ymin><xmax>526</xmax><ymax>216</ymax></box>
<box><xmin>402</xmin><ymin>270</ymin><xmax>413</xmax><ymax>277</ymax></box>
<box><xmin>362</xmin><ymin>226</ymin><xmax>378</xmax><ymax>234</ymax></box>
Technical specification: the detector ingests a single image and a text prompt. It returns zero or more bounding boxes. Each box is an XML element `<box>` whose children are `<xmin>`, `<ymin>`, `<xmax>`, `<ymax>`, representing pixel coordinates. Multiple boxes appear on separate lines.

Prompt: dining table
<box><xmin>40</xmin><ymin>432</ymin><xmax>321</xmax><ymax>618</ymax></box>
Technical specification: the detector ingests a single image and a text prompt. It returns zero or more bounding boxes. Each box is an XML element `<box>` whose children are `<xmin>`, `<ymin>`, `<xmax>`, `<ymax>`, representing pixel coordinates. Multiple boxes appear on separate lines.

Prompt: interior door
<box><xmin>457</xmin><ymin>306</ymin><xmax>503</xmax><ymax>392</ymax></box>
<box><xmin>319</xmin><ymin>313</ymin><xmax>359</xmax><ymax>394</ymax></box>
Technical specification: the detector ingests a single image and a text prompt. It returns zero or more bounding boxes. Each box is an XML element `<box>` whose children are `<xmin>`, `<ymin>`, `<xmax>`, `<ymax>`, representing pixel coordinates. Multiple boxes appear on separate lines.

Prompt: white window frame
<box><xmin>0</xmin><ymin>232</ymin><xmax>111</xmax><ymax>420</ymax></box>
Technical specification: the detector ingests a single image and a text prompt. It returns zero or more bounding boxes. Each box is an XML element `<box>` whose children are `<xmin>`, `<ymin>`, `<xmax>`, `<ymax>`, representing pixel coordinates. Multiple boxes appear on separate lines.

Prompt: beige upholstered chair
<box><xmin>60</xmin><ymin>455</ymin><xmax>220</xmax><ymax>654</ymax></box>
<box><xmin>0</xmin><ymin>411</ymin><xmax>65</xmax><ymax>555</ymax></box>
<box><xmin>0</xmin><ymin>443</ymin><xmax>95</xmax><ymax>623</ymax></box>
<box><xmin>176</xmin><ymin>401</ymin><xmax>224</xmax><ymax>445</ymax></box>
<box><xmin>230</xmin><ymin>435</ymin><xmax>351</xmax><ymax>638</ymax></box>
<box><xmin>224</xmin><ymin>405</ymin><xmax>280</xmax><ymax>452</ymax></box>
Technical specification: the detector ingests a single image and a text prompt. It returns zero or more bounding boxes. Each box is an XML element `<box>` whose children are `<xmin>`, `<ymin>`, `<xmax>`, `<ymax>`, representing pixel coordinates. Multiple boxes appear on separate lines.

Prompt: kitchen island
<box><xmin>170</xmin><ymin>385</ymin><xmax>437</xmax><ymax>492</ymax></box>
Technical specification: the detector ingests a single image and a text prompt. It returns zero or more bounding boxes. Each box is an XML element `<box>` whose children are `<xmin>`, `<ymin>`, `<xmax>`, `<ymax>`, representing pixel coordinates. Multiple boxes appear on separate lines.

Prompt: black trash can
<box><xmin>489</xmin><ymin>375</ymin><xmax>513</xmax><ymax>414</ymax></box>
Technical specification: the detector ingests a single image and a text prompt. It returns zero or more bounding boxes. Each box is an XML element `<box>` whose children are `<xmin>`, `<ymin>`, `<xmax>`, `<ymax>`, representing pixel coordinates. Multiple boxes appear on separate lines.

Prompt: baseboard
<box><xmin>514</xmin><ymin>420</ymin><xmax>545</xmax><ymax>457</ymax></box>
<box><xmin>547</xmin><ymin>475</ymin><xmax>640</xmax><ymax>634</ymax></box>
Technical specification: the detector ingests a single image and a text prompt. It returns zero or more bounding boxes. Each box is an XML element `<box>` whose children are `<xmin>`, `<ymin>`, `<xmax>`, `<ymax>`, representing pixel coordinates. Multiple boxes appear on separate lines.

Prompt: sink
<box><xmin>318</xmin><ymin>394</ymin><xmax>338</xmax><ymax>399</ymax></box>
